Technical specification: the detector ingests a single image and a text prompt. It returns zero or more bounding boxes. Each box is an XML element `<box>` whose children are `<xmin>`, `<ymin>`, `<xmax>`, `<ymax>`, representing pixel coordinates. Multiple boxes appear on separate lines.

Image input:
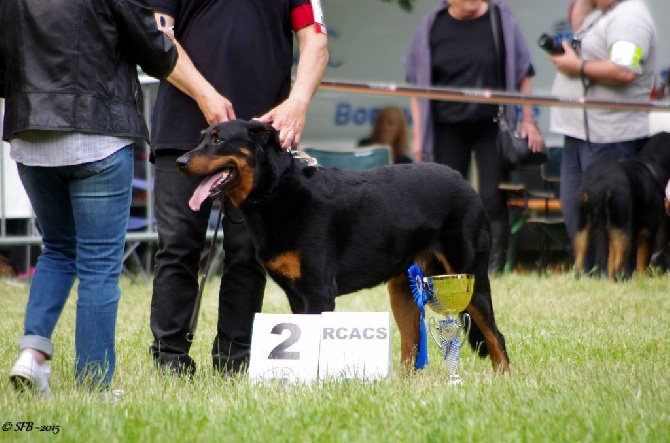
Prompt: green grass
<box><xmin>1</xmin><ymin>273</ymin><xmax>669</xmax><ymax>442</ymax></box>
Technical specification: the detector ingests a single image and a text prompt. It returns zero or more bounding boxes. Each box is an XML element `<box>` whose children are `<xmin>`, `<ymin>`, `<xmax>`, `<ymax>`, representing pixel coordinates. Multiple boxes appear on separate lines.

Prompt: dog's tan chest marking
<box><xmin>227</xmin><ymin>148</ymin><xmax>255</xmax><ymax>206</ymax></box>
<box><xmin>265</xmin><ymin>251</ymin><xmax>302</xmax><ymax>280</ymax></box>
<box><xmin>227</xmin><ymin>161</ymin><xmax>254</xmax><ymax>205</ymax></box>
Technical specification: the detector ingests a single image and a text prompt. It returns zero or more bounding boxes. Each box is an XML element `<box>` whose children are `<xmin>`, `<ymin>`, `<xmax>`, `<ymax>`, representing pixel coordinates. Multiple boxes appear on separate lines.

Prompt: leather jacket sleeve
<box><xmin>113</xmin><ymin>0</ymin><xmax>178</xmax><ymax>79</ymax></box>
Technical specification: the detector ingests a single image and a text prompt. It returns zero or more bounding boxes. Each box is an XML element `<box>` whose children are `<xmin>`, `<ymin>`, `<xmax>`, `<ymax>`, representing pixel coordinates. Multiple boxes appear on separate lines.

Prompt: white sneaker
<box><xmin>9</xmin><ymin>351</ymin><xmax>52</xmax><ymax>398</ymax></box>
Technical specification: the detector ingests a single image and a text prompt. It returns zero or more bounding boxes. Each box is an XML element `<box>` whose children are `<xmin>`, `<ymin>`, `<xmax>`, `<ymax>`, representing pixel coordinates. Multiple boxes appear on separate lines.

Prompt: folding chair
<box><xmin>525</xmin><ymin>147</ymin><xmax>569</xmax><ymax>272</ymax></box>
<box><xmin>300</xmin><ymin>145</ymin><xmax>392</xmax><ymax>171</ymax></box>
<box><xmin>123</xmin><ymin>215</ymin><xmax>152</xmax><ymax>284</ymax></box>
<box><xmin>499</xmin><ymin>146</ymin><xmax>569</xmax><ymax>273</ymax></box>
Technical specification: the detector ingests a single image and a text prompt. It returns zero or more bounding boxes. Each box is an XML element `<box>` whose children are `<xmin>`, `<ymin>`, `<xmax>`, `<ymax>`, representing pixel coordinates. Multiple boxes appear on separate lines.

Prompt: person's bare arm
<box><xmin>517</xmin><ymin>76</ymin><xmax>544</xmax><ymax>152</ymax></box>
<box><xmin>256</xmin><ymin>25</ymin><xmax>329</xmax><ymax>149</ymax></box>
<box><xmin>410</xmin><ymin>97</ymin><xmax>422</xmax><ymax>162</ymax></box>
<box><xmin>550</xmin><ymin>41</ymin><xmax>638</xmax><ymax>86</ymax></box>
<box><xmin>578</xmin><ymin>59</ymin><xmax>638</xmax><ymax>85</ymax></box>
<box><xmin>154</xmin><ymin>13</ymin><xmax>235</xmax><ymax>124</ymax></box>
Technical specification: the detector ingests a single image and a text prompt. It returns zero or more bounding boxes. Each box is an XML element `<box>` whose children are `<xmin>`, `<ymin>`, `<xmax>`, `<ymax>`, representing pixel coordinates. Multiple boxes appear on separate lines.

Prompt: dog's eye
<box><xmin>212</xmin><ymin>136</ymin><xmax>223</xmax><ymax>145</ymax></box>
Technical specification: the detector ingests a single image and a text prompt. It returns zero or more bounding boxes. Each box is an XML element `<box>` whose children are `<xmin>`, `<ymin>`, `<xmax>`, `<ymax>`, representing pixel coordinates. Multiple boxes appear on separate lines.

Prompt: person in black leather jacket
<box><xmin>0</xmin><ymin>0</ymin><xmax>178</xmax><ymax>396</ymax></box>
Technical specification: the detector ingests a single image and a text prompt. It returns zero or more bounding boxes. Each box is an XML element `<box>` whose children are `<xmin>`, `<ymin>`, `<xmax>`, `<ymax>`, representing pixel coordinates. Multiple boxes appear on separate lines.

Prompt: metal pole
<box><xmin>318</xmin><ymin>79</ymin><xmax>670</xmax><ymax>112</ymax></box>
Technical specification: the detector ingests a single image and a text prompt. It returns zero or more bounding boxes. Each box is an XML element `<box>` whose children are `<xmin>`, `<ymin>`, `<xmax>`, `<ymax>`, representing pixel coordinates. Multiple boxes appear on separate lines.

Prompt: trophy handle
<box><xmin>427</xmin><ymin>316</ymin><xmax>447</xmax><ymax>349</ymax></box>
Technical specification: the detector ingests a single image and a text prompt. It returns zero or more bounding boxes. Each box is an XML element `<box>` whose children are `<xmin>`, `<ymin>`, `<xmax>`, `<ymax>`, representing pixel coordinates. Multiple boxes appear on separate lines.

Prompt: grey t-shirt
<box><xmin>550</xmin><ymin>0</ymin><xmax>657</xmax><ymax>143</ymax></box>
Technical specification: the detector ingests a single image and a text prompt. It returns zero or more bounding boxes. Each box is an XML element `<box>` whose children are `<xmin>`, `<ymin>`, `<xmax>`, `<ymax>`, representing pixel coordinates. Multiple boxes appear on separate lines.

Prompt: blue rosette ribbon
<box><xmin>408</xmin><ymin>264</ymin><xmax>429</xmax><ymax>369</ymax></box>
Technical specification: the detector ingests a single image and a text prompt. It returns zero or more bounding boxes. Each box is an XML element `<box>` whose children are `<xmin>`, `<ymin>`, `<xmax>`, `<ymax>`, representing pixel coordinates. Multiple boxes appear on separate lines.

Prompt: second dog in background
<box><xmin>574</xmin><ymin>132</ymin><xmax>670</xmax><ymax>279</ymax></box>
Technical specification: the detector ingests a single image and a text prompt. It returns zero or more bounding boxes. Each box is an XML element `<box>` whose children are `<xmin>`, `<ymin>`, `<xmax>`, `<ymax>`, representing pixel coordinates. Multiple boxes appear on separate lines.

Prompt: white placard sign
<box><xmin>318</xmin><ymin>311</ymin><xmax>392</xmax><ymax>380</ymax></box>
<box><xmin>248</xmin><ymin>313</ymin><xmax>322</xmax><ymax>383</ymax></box>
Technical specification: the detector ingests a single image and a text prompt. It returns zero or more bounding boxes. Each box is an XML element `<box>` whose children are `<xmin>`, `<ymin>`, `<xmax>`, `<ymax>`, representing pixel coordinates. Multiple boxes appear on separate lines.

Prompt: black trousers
<box><xmin>432</xmin><ymin>120</ymin><xmax>508</xmax><ymax>223</ymax></box>
<box><xmin>149</xmin><ymin>152</ymin><xmax>266</xmax><ymax>375</ymax></box>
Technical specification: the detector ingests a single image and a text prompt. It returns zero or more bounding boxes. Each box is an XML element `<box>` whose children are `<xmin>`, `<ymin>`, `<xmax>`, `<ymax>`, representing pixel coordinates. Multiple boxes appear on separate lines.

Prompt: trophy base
<box><xmin>448</xmin><ymin>374</ymin><xmax>462</xmax><ymax>386</ymax></box>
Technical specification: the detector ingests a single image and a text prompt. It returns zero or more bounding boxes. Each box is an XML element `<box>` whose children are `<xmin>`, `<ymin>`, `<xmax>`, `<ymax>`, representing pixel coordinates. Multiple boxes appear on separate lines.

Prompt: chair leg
<box><xmin>130</xmin><ymin>249</ymin><xmax>150</xmax><ymax>284</ymax></box>
<box><xmin>489</xmin><ymin>220</ymin><xmax>510</xmax><ymax>275</ymax></box>
<box><xmin>122</xmin><ymin>241</ymin><xmax>149</xmax><ymax>284</ymax></box>
<box><xmin>537</xmin><ymin>229</ymin><xmax>549</xmax><ymax>275</ymax></box>
<box><xmin>505</xmin><ymin>231</ymin><xmax>518</xmax><ymax>274</ymax></box>
<box><xmin>504</xmin><ymin>213</ymin><xmax>527</xmax><ymax>274</ymax></box>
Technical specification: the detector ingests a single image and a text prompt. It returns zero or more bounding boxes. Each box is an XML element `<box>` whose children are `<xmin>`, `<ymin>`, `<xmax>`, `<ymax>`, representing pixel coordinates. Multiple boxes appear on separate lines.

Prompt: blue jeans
<box><xmin>17</xmin><ymin>145</ymin><xmax>133</xmax><ymax>388</ymax></box>
<box><xmin>560</xmin><ymin>136</ymin><xmax>637</xmax><ymax>263</ymax></box>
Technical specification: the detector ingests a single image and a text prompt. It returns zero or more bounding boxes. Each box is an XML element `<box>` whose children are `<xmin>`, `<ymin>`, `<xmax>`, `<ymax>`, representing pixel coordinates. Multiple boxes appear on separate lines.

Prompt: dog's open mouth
<box><xmin>189</xmin><ymin>167</ymin><xmax>238</xmax><ymax>211</ymax></box>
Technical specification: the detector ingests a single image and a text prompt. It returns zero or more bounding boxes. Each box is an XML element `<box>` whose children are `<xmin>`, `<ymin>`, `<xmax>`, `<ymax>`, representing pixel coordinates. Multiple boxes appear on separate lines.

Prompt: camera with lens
<box><xmin>538</xmin><ymin>33</ymin><xmax>580</xmax><ymax>55</ymax></box>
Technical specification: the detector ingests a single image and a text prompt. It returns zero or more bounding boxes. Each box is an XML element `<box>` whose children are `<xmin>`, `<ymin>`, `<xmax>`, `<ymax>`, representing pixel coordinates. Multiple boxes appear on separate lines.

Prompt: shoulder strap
<box><xmin>489</xmin><ymin>4</ymin><xmax>500</xmax><ymax>59</ymax></box>
<box><xmin>489</xmin><ymin>4</ymin><xmax>506</xmax><ymax>111</ymax></box>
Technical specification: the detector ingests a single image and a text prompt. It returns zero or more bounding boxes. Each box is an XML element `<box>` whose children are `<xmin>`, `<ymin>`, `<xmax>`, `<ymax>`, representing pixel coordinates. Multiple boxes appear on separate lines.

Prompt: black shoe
<box><xmin>150</xmin><ymin>347</ymin><xmax>196</xmax><ymax>378</ymax></box>
<box><xmin>212</xmin><ymin>354</ymin><xmax>248</xmax><ymax>376</ymax></box>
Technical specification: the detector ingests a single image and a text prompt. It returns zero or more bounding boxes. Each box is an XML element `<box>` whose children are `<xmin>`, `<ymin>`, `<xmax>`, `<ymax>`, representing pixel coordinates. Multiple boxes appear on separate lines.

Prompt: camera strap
<box><xmin>577</xmin><ymin>1</ymin><xmax>624</xmax><ymax>152</ymax></box>
<box><xmin>581</xmin><ymin>66</ymin><xmax>593</xmax><ymax>151</ymax></box>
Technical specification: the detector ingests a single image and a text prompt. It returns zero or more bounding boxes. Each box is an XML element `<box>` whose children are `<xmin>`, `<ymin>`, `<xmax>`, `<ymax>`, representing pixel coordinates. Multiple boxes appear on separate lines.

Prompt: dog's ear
<box><xmin>247</xmin><ymin>121</ymin><xmax>281</xmax><ymax>150</ymax></box>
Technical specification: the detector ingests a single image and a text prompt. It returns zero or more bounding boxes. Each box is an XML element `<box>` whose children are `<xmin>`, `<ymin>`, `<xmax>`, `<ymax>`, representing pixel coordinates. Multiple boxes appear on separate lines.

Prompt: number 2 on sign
<box><xmin>268</xmin><ymin>323</ymin><xmax>301</xmax><ymax>360</ymax></box>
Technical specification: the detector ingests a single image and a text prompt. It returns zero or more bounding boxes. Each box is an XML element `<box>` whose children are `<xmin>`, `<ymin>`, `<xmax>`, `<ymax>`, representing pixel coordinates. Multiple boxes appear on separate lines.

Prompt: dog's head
<box><xmin>641</xmin><ymin>131</ymin><xmax>670</xmax><ymax>173</ymax></box>
<box><xmin>177</xmin><ymin>119</ymin><xmax>281</xmax><ymax>210</ymax></box>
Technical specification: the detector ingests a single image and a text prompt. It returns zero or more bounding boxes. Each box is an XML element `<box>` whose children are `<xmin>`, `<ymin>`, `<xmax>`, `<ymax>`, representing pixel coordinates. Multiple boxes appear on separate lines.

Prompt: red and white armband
<box><xmin>291</xmin><ymin>0</ymin><xmax>327</xmax><ymax>35</ymax></box>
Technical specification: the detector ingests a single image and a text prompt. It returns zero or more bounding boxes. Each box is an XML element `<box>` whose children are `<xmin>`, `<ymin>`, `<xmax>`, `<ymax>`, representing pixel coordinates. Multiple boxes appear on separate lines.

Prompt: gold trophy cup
<box><xmin>423</xmin><ymin>274</ymin><xmax>474</xmax><ymax>384</ymax></box>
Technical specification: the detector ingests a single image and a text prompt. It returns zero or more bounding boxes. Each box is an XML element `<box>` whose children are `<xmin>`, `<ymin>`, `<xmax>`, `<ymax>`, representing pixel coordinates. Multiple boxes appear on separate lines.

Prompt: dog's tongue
<box><xmin>189</xmin><ymin>174</ymin><xmax>221</xmax><ymax>211</ymax></box>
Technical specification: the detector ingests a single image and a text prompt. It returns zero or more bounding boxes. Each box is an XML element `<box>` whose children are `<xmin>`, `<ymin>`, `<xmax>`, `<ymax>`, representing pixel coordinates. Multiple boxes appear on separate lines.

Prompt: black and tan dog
<box><xmin>575</xmin><ymin>131</ymin><xmax>670</xmax><ymax>279</ymax></box>
<box><xmin>177</xmin><ymin>119</ymin><xmax>509</xmax><ymax>373</ymax></box>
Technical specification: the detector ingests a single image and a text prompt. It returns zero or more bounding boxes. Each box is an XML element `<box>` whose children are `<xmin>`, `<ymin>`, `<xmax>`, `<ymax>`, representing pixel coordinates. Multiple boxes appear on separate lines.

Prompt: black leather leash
<box><xmin>186</xmin><ymin>197</ymin><xmax>225</xmax><ymax>343</ymax></box>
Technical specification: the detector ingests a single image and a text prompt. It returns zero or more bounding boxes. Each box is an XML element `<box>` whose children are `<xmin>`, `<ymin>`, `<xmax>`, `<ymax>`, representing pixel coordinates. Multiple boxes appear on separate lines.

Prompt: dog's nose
<box><xmin>176</xmin><ymin>155</ymin><xmax>189</xmax><ymax>169</ymax></box>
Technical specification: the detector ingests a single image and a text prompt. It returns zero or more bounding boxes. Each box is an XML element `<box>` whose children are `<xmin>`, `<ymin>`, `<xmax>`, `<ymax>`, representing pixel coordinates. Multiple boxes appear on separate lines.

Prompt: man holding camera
<box><xmin>547</xmin><ymin>0</ymin><xmax>658</xmax><ymax>263</ymax></box>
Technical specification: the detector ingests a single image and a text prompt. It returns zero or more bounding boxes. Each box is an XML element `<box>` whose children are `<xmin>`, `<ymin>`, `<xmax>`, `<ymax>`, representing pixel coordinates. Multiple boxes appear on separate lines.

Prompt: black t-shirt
<box><xmin>429</xmin><ymin>8</ymin><xmax>502</xmax><ymax>124</ymax></box>
<box><xmin>149</xmin><ymin>0</ymin><xmax>310</xmax><ymax>151</ymax></box>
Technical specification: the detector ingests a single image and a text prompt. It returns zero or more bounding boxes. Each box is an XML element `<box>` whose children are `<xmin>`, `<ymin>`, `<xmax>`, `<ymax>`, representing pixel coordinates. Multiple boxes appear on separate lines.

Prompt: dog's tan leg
<box><xmin>607</xmin><ymin>229</ymin><xmax>615</xmax><ymax>279</ymax></box>
<box><xmin>608</xmin><ymin>229</ymin><xmax>630</xmax><ymax>280</ymax></box>
<box><xmin>635</xmin><ymin>230</ymin><xmax>651</xmax><ymax>276</ymax></box>
<box><xmin>387</xmin><ymin>275</ymin><xmax>420</xmax><ymax>368</ymax></box>
<box><xmin>465</xmin><ymin>305</ymin><xmax>510</xmax><ymax>374</ymax></box>
<box><xmin>435</xmin><ymin>254</ymin><xmax>455</xmax><ymax>275</ymax></box>
<box><xmin>574</xmin><ymin>228</ymin><xmax>590</xmax><ymax>275</ymax></box>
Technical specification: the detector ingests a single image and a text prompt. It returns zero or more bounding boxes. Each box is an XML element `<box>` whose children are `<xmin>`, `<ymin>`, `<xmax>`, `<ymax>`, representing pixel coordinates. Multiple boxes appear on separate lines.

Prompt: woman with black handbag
<box><xmin>404</xmin><ymin>0</ymin><xmax>544</xmax><ymax>273</ymax></box>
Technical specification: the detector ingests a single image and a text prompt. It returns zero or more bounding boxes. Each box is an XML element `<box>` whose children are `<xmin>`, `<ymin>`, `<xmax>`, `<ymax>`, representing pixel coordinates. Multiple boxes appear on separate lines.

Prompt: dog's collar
<box><xmin>245</xmin><ymin>150</ymin><xmax>296</xmax><ymax>208</ymax></box>
<box><xmin>289</xmin><ymin>148</ymin><xmax>320</xmax><ymax>167</ymax></box>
